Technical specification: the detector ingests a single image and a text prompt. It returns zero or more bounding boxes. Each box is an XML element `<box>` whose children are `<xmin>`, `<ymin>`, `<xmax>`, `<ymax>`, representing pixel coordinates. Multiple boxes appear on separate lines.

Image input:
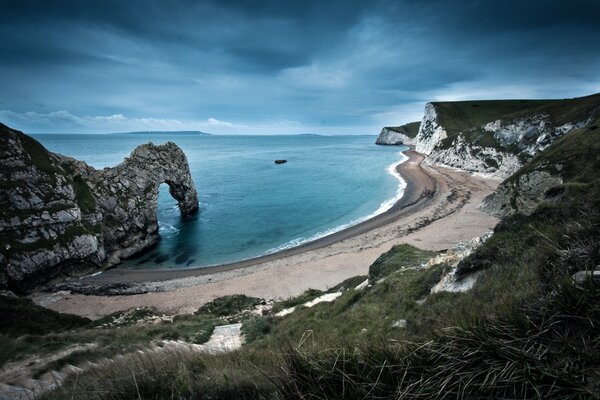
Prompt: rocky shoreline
<box><xmin>42</xmin><ymin>149</ymin><xmax>434</xmax><ymax>295</ymax></box>
<box><xmin>0</xmin><ymin>123</ymin><xmax>198</xmax><ymax>293</ymax></box>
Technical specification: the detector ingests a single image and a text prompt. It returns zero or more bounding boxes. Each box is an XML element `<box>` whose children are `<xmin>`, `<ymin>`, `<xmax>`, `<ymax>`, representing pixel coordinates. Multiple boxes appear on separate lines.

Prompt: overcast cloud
<box><xmin>1</xmin><ymin>0</ymin><xmax>599</xmax><ymax>134</ymax></box>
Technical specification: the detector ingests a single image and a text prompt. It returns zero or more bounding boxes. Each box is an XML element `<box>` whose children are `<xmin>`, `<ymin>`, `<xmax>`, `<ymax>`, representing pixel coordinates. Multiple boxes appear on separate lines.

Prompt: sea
<box><xmin>32</xmin><ymin>133</ymin><xmax>407</xmax><ymax>269</ymax></box>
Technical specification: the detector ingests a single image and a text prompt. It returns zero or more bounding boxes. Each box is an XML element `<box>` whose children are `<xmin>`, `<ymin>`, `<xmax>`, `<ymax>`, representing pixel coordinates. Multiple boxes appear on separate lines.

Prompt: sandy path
<box><xmin>33</xmin><ymin>153</ymin><xmax>500</xmax><ymax>319</ymax></box>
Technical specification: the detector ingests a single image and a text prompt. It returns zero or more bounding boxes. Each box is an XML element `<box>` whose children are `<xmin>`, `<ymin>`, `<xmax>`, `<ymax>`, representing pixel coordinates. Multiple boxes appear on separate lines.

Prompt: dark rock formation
<box><xmin>274</xmin><ymin>159</ymin><xmax>287</xmax><ymax>164</ymax></box>
<box><xmin>0</xmin><ymin>123</ymin><xmax>198</xmax><ymax>292</ymax></box>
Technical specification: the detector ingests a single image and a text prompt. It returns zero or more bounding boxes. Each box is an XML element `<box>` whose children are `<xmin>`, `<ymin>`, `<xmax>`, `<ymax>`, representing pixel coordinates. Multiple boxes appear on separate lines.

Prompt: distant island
<box><xmin>119</xmin><ymin>130</ymin><xmax>211</xmax><ymax>135</ymax></box>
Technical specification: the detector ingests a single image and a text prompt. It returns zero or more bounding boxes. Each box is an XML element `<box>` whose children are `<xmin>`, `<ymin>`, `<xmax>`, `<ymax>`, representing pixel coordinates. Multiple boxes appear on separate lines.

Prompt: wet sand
<box><xmin>33</xmin><ymin>150</ymin><xmax>501</xmax><ymax>318</ymax></box>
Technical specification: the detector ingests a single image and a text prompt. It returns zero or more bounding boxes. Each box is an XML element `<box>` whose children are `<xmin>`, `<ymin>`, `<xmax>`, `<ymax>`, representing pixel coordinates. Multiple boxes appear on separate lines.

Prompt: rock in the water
<box><xmin>274</xmin><ymin>159</ymin><xmax>287</xmax><ymax>164</ymax></box>
<box><xmin>0</xmin><ymin>123</ymin><xmax>199</xmax><ymax>293</ymax></box>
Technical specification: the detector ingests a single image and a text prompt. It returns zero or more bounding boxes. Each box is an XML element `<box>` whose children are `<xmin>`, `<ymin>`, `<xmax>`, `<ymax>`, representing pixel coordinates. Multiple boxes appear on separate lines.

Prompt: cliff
<box><xmin>0</xmin><ymin>123</ymin><xmax>198</xmax><ymax>292</ymax></box>
<box><xmin>417</xmin><ymin>94</ymin><xmax>600</xmax><ymax>178</ymax></box>
<box><xmin>482</xmin><ymin>119</ymin><xmax>600</xmax><ymax>216</ymax></box>
<box><xmin>375</xmin><ymin>122</ymin><xmax>420</xmax><ymax>145</ymax></box>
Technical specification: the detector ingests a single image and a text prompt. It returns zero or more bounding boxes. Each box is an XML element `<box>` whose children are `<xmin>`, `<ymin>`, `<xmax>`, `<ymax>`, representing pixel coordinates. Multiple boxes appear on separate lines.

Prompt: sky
<box><xmin>1</xmin><ymin>0</ymin><xmax>599</xmax><ymax>134</ymax></box>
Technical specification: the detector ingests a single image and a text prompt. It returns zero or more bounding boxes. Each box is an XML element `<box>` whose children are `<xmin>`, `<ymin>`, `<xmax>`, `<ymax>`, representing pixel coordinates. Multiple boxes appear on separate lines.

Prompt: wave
<box><xmin>158</xmin><ymin>222</ymin><xmax>180</xmax><ymax>238</ymax></box>
<box><xmin>265</xmin><ymin>150</ymin><xmax>408</xmax><ymax>254</ymax></box>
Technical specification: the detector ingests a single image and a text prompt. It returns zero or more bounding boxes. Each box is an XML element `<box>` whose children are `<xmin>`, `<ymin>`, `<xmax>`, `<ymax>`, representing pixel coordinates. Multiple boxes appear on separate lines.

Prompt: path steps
<box><xmin>0</xmin><ymin>323</ymin><xmax>243</xmax><ymax>400</ymax></box>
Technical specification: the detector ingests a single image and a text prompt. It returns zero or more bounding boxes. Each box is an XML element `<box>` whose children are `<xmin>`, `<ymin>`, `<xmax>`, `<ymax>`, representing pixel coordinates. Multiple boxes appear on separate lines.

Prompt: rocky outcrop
<box><xmin>0</xmin><ymin>123</ymin><xmax>198</xmax><ymax>292</ymax></box>
<box><xmin>481</xmin><ymin>171</ymin><xmax>563</xmax><ymax>216</ymax></box>
<box><xmin>413</xmin><ymin>94</ymin><xmax>600</xmax><ymax>178</ymax></box>
<box><xmin>426</xmin><ymin>135</ymin><xmax>523</xmax><ymax>179</ymax></box>
<box><xmin>427</xmin><ymin>112</ymin><xmax>595</xmax><ymax>179</ymax></box>
<box><xmin>480</xmin><ymin>119</ymin><xmax>600</xmax><ymax>217</ymax></box>
<box><xmin>376</xmin><ymin>127</ymin><xmax>416</xmax><ymax>146</ymax></box>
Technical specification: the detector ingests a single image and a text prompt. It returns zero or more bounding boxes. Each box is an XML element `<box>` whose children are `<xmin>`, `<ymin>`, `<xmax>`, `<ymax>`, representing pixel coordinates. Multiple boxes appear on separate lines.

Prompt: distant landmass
<box><xmin>119</xmin><ymin>130</ymin><xmax>211</xmax><ymax>135</ymax></box>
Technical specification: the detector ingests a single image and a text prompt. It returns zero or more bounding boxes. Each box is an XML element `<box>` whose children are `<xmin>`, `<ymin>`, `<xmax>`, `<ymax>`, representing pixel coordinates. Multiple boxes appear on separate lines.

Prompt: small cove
<box><xmin>33</xmin><ymin>133</ymin><xmax>406</xmax><ymax>269</ymax></box>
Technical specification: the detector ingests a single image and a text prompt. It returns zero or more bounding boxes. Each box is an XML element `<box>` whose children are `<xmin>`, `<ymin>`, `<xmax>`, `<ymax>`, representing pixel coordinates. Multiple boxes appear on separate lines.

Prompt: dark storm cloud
<box><xmin>0</xmin><ymin>0</ymin><xmax>599</xmax><ymax>133</ymax></box>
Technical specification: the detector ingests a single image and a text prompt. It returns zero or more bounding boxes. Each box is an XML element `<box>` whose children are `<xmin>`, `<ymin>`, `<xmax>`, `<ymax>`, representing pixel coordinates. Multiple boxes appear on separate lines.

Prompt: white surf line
<box><xmin>266</xmin><ymin>149</ymin><xmax>409</xmax><ymax>255</ymax></box>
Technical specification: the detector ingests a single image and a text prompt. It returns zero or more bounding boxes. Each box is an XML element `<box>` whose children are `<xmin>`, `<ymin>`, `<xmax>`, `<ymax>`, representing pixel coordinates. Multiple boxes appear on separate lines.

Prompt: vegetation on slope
<box><xmin>0</xmin><ymin>298</ymin><xmax>251</xmax><ymax>377</ymax></box>
<box><xmin>0</xmin><ymin>295</ymin><xmax>90</xmax><ymax>338</ymax></box>
<box><xmin>436</xmin><ymin>93</ymin><xmax>600</xmax><ymax>151</ymax></box>
<box><xmin>432</xmin><ymin>99</ymin><xmax>556</xmax><ymax>138</ymax></box>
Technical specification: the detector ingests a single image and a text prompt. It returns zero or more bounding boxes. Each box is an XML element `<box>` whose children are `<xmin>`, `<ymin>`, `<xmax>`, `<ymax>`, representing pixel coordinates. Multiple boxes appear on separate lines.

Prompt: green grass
<box><xmin>12</xmin><ymin>130</ymin><xmax>61</xmax><ymax>175</ymax></box>
<box><xmin>435</xmin><ymin>93</ymin><xmax>600</xmax><ymax>152</ymax></box>
<box><xmin>433</xmin><ymin>99</ymin><xmax>556</xmax><ymax>139</ymax></box>
<box><xmin>71</xmin><ymin>175</ymin><xmax>97</xmax><ymax>213</ymax></box>
<box><xmin>194</xmin><ymin>294</ymin><xmax>264</xmax><ymax>318</ymax></box>
<box><xmin>368</xmin><ymin>244</ymin><xmax>437</xmax><ymax>283</ymax></box>
<box><xmin>0</xmin><ymin>304</ymin><xmax>221</xmax><ymax>376</ymax></box>
<box><xmin>281</xmin><ymin>279</ymin><xmax>600</xmax><ymax>399</ymax></box>
<box><xmin>0</xmin><ymin>295</ymin><xmax>90</xmax><ymax>338</ymax></box>
<box><xmin>243</xmin><ymin>246</ymin><xmax>446</xmax><ymax>348</ymax></box>
<box><xmin>32</xmin><ymin>178</ymin><xmax>600</xmax><ymax>398</ymax></box>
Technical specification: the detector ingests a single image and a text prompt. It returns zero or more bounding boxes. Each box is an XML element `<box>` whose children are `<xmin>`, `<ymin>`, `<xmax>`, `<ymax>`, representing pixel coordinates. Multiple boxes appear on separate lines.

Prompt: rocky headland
<box><xmin>375</xmin><ymin>122</ymin><xmax>420</xmax><ymax>145</ymax></box>
<box><xmin>0</xmin><ymin>123</ymin><xmax>198</xmax><ymax>293</ymax></box>
<box><xmin>378</xmin><ymin>94</ymin><xmax>600</xmax><ymax>179</ymax></box>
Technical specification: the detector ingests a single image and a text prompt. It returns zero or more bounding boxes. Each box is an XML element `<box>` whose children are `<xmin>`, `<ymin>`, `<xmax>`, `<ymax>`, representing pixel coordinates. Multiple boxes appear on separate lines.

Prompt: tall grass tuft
<box><xmin>281</xmin><ymin>278</ymin><xmax>600</xmax><ymax>399</ymax></box>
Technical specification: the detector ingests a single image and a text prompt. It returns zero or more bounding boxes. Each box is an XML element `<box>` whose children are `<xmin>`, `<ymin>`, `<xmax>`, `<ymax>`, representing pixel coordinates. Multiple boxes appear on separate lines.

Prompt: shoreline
<box><xmin>78</xmin><ymin>148</ymin><xmax>434</xmax><ymax>285</ymax></box>
<box><xmin>34</xmin><ymin>150</ymin><xmax>501</xmax><ymax>318</ymax></box>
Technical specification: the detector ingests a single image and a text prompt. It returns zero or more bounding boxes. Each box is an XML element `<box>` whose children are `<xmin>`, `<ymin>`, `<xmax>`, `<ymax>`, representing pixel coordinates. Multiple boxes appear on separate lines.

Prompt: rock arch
<box><xmin>93</xmin><ymin>142</ymin><xmax>199</xmax><ymax>262</ymax></box>
<box><xmin>0</xmin><ymin>123</ymin><xmax>199</xmax><ymax>292</ymax></box>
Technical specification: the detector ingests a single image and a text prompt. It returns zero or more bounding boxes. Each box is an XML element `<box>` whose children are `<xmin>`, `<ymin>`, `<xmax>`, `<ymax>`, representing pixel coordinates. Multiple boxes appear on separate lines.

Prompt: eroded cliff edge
<box><xmin>378</xmin><ymin>94</ymin><xmax>600</xmax><ymax>180</ymax></box>
<box><xmin>0</xmin><ymin>123</ymin><xmax>199</xmax><ymax>292</ymax></box>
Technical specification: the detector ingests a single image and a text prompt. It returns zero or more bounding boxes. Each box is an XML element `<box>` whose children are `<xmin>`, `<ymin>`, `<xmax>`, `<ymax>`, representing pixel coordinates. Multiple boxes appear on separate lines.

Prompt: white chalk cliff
<box><xmin>415</xmin><ymin>103</ymin><xmax>447</xmax><ymax>155</ymax></box>
<box><xmin>411</xmin><ymin>97</ymin><xmax>599</xmax><ymax>179</ymax></box>
<box><xmin>375</xmin><ymin>127</ymin><xmax>416</xmax><ymax>146</ymax></box>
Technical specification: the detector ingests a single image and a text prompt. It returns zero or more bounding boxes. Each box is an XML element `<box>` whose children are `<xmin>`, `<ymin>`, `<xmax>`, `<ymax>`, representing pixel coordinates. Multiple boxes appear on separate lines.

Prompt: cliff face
<box><xmin>415</xmin><ymin>103</ymin><xmax>447</xmax><ymax>154</ymax></box>
<box><xmin>0</xmin><ymin>124</ymin><xmax>198</xmax><ymax>292</ymax></box>
<box><xmin>376</xmin><ymin>128</ymin><xmax>415</xmax><ymax>146</ymax></box>
<box><xmin>481</xmin><ymin>121</ymin><xmax>600</xmax><ymax>216</ymax></box>
<box><xmin>416</xmin><ymin>94</ymin><xmax>600</xmax><ymax>178</ymax></box>
<box><xmin>375</xmin><ymin>122</ymin><xmax>420</xmax><ymax>146</ymax></box>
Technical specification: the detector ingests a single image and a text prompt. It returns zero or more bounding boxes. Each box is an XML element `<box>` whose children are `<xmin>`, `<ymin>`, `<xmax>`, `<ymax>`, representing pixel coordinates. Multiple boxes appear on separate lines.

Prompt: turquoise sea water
<box><xmin>32</xmin><ymin>134</ymin><xmax>406</xmax><ymax>269</ymax></box>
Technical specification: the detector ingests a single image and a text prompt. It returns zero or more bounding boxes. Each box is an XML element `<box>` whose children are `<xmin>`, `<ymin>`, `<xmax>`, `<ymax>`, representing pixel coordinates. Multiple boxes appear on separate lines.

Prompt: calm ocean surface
<box><xmin>32</xmin><ymin>133</ymin><xmax>407</xmax><ymax>269</ymax></box>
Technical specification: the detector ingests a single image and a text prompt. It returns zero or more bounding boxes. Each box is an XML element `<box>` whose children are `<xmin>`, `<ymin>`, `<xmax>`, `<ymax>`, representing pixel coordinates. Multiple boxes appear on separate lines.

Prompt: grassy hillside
<box><xmin>0</xmin><ymin>295</ymin><xmax>89</xmax><ymax>337</ymax></box>
<box><xmin>435</xmin><ymin>93</ymin><xmax>600</xmax><ymax>151</ymax></box>
<box><xmin>39</xmin><ymin>172</ymin><xmax>600</xmax><ymax>398</ymax></box>
<box><xmin>385</xmin><ymin>121</ymin><xmax>421</xmax><ymax>138</ymax></box>
<box><xmin>432</xmin><ymin>99</ymin><xmax>556</xmax><ymax>138</ymax></box>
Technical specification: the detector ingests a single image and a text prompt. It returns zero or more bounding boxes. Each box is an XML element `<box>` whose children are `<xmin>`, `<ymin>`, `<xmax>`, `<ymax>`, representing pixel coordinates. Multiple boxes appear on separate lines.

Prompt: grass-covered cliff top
<box><xmin>434</xmin><ymin>93</ymin><xmax>600</xmax><ymax>150</ymax></box>
<box><xmin>431</xmin><ymin>99</ymin><xmax>556</xmax><ymax>137</ymax></box>
<box><xmin>384</xmin><ymin>121</ymin><xmax>421</xmax><ymax>138</ymax></box>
